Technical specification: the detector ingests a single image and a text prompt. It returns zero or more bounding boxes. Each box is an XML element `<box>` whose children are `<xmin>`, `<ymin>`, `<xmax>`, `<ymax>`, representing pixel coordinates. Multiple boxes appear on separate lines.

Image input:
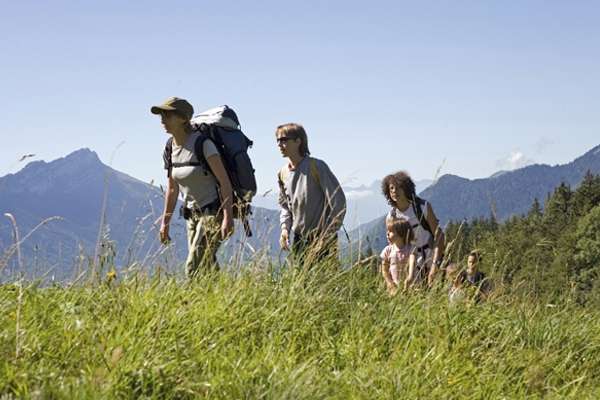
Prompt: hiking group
<box><xmin>152</xmin><ymin>96</ymin><xmax>491</xmax><ymax>300</ymax></box>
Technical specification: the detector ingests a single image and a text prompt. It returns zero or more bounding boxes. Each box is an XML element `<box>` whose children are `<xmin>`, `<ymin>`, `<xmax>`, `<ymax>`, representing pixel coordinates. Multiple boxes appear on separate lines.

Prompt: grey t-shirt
<box><xmin>163</xmin><ymin>132</ymin><xmax>220</xmax><ymax>210</ymax></box>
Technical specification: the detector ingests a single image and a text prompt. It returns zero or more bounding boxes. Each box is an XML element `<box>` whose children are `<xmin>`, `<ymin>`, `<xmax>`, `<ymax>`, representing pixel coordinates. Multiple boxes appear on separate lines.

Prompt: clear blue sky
<box><xmin>1</xmin><ymin>1</ymin><xmax>599</xmax><ymax>192</ymax></box>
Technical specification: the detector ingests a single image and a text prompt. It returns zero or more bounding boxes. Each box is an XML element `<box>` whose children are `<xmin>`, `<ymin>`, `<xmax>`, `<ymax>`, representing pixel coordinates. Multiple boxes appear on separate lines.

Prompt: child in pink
<box><xmin>380</xmin><ymin>218</ymin><xmax>417</xmax><ymax>295</ymax></box>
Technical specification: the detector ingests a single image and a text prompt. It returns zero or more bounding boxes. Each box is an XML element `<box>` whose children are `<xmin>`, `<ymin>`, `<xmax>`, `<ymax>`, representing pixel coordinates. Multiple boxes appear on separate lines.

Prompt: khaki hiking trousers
<box><xmin>185</xmin><ymin>211</ymin><xmax>223</xmax><ymax>277</ymax></box>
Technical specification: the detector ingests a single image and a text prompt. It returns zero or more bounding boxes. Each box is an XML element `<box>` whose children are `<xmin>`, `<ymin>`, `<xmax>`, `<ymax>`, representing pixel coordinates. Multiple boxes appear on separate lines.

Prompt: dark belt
<box><xmin>416</xmin><ymin>243</ymin><xmax>430</xmax><ymax>254</ymax></box>
<box><xmin>180</xmin><ymin>199</ymin><xmax>220</xmax><ymax>220</ymax></box>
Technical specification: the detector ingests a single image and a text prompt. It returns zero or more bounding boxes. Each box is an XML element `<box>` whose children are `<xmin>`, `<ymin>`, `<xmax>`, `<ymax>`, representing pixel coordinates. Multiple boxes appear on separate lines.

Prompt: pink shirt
<box><xmin>380</xmin><ymin>244</ymin><xmax>413</xmax><ymax>284</ymax></box>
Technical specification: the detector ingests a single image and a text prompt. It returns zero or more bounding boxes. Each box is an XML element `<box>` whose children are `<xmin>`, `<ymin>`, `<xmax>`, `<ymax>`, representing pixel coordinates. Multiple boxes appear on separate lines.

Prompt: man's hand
<box><xmin>221</xmin><ymin>215</ymin><xmax>234</xmax><ymax>239</ymax></box>
<box><xmin>160</xmin><ymin>223</ymin><xmax>171</xmax><ymax>245</ymax></box>
<box><xmin>280</xmin><ymin>228</ymin><xmax>290</xmax><ymax>250</ymax></box>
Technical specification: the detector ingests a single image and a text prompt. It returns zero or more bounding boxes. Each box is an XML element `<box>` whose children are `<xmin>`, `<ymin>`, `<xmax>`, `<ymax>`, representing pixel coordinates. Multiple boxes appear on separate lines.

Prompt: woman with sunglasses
<box><xmin>276</xmin><ymin>123</ymin><xmax>347</xmax><ymax>267</ymax></box>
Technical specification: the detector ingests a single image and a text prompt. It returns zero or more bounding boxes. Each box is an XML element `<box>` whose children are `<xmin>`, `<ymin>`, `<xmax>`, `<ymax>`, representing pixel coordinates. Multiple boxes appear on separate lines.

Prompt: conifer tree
<box><xmin>528</xmin><ymin>197</ymin><xmax>543</xmax><ymax>220</ymax></box>
<box><xmin>542</xmin><ymin>182</ymin><xmax>574</xmax><ymax>236</ymax></box>
<box><xmin>572</xmin><ymin>171</ymin><xmax>600</xmax><ymax>218</ymax></box>
<box><xmin>572</xmin><ymin>205</ymin><xmax>600</xmax><ymax>304</ymax></box>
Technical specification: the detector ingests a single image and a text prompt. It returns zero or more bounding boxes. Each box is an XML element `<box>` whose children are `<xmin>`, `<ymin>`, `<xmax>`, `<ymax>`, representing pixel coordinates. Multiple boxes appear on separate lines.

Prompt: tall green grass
<box><xmin>1</xmin><ymin>267</ymin><xmax>600</xmax><ymax>399</ymax></box>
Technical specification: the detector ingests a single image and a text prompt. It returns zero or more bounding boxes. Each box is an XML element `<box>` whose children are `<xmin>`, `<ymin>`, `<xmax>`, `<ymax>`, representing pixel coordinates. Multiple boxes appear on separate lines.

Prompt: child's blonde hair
<box><xmin>386</xmin><ymin>218</ymin><xmax>414</xmax><ymax>245</ymax></box>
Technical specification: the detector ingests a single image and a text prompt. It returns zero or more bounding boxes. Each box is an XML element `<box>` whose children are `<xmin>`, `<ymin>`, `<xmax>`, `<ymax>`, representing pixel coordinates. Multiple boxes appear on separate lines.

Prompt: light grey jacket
<box><xmin>278</xmin><ymin>157</ymin><xmax>346</xmax><ymax>238</ymax></box>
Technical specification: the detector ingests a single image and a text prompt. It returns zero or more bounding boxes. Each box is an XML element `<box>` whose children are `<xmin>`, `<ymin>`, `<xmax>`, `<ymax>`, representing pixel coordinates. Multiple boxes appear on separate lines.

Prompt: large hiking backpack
<box><xmin>165</xmin><ymin>105</ymin><xmax>257</xmax><ymax>236</ymax></box>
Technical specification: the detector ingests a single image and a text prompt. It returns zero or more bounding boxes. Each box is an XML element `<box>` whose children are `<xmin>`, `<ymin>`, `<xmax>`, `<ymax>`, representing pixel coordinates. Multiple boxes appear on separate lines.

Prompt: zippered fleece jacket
<box><xmin>278</xmin><ymin>157</ymin><xmax>347</xmax><ymax>239</ymax></box>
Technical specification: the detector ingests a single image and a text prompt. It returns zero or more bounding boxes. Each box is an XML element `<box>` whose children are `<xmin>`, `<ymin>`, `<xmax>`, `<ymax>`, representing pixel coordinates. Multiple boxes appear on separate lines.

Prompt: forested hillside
<box><xmin>443</xmin><ymin>171</ymin><xmax>600</xmax><ymax>305</ymax></box>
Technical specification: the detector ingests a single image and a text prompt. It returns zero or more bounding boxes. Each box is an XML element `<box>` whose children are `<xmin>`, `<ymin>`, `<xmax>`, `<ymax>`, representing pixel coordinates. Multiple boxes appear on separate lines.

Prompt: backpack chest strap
<box><xmin>172</xmin><ymin>161</ymin><xmax>204</xmax><ymax>168</ymax></box>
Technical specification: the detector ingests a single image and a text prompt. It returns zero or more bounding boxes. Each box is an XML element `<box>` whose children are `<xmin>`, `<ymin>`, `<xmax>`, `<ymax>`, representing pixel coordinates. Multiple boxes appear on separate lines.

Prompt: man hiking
<box><xmin>276</xmin><ymin>123</ymin><xmax>347</xmax><ymax>266</ymax></box>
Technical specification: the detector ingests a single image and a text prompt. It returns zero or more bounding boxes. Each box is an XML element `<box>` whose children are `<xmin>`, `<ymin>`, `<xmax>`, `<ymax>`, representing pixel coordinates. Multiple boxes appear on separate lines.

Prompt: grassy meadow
<box><xmin>1</xmin><ymin>265</ymin><xmax>599</xmax><ymax>399</ymax></box>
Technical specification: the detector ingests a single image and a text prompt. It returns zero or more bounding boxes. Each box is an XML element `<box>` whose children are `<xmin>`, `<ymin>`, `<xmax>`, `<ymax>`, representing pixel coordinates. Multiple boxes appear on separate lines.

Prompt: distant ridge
<box><xmin>348</xmin><ymin>144</ymin><xmax>600</xmax><ymax>255</ymax></box>
<box><xmin>3</xmin><ymin>144</ymin><xmax>599</xmax><ymax>278</ymax></box>
<box><xmin>421</xmin><ymin>144</ymin><xmax>600</xmax><ymax>224</ymax></box>
<box><xmin>0</xmin><ymin>149</ymin><xmax>279</xmax><ymax>281</ymax></box>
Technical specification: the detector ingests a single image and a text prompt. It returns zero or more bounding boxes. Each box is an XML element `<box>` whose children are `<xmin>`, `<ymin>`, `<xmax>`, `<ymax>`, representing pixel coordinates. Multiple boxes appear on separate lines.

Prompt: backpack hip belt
<box><xmin>180</xmin><ymin>199</ymin><xmax>221</xmax><ymax>220</ymax></box>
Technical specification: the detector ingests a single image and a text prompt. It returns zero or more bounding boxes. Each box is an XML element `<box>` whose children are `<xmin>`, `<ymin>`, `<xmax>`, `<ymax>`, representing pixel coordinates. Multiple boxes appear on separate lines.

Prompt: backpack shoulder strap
<box><xmin>277</xmin><ymin>165</ymin><xmax>291</xmax><ymax>209</ymax></box>
<box><xmin>278</xmin><ymin>165</ymin><xmax>291</xmax><ymax>188</ymax></box>
<box><xmin>309</xmin><ymin>158</ymin><xmax>322</xmax><ymax>189</ymax></box>
<box><xmin>163</xmin><ymin>137</ymin><xmax>174</xmax><ymax>176</ymax></box>
<box><xmin>193</xmin><ymin>132</ymin><xmax>211</xmax><ymax>167</ymax></box>
<box><xmin>411</xmin><ymin>196</ymin><xmax>433</xmax><ymax>237</ymax></box>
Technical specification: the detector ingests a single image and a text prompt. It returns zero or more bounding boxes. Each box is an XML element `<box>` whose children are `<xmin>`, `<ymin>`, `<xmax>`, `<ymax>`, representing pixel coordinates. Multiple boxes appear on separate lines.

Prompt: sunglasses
<box><xmin>276</xmin><ymin>136</ymin><xmax>297</xmax><ymax>144</ymax></box>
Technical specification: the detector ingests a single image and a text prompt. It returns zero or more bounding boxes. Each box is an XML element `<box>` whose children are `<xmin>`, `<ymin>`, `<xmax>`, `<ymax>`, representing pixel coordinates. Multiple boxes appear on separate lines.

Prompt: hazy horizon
<box><xmin>2</xmin><ymin>1</ymin><xmax>599</xmax><ymax>191</ymax></box>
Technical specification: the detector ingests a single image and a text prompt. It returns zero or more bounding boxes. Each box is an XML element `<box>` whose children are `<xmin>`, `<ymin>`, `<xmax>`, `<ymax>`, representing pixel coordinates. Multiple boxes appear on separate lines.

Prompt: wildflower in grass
<box><xmin>106</xmin><ymin>268</ymin><xmax>117</xmax><ymax>283</ymax></box>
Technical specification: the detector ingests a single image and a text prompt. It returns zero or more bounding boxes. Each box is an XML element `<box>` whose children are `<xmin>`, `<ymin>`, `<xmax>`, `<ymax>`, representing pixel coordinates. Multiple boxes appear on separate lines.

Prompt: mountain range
<box><xmin>1</xmin><ymin>144</ymin><xmax>599</xmax><ymax>280</ymax></box>
<box><xmin>348</xmin><ymin>144</ymin><xmax>600</xmax><ymax>255</ymax></box>
<box><xmin>421</xmin><ymin>145</ymin><xmax>600</xmax><ymax>224</ymax></box>
<box><xmin>0</xmin><ymin>149</ymin><xmax>281</xmax><ymax>281</ymax></box>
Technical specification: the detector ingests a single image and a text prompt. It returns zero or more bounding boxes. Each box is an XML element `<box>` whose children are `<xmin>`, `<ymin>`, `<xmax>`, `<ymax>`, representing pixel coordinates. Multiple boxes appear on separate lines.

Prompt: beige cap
<box><xmin>150</xmin><ymin>97</ymin><xmax>194</xmax><ymax>120</ymax></box>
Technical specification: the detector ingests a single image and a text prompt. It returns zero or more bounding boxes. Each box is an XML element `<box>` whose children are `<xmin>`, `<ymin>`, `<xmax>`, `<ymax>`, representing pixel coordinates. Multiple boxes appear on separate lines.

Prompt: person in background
<box><xmin>465</xmin><ymin>250</ymin><xmax>492</xmax><ymax>301</ymax></box>
<box><xmin>380</xmin><ymin>218</ymin><xmax>417</xmax><ymax>295</ymax></box>
<box><xmin>381</xmin><ymin>171</ymin><xmax>445</xmax><ymax>286</ymax></box>
<box><xmin>276</xmin><ymin>123</ymin><xmax>347</xmax><ymax>267</ymax></box>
